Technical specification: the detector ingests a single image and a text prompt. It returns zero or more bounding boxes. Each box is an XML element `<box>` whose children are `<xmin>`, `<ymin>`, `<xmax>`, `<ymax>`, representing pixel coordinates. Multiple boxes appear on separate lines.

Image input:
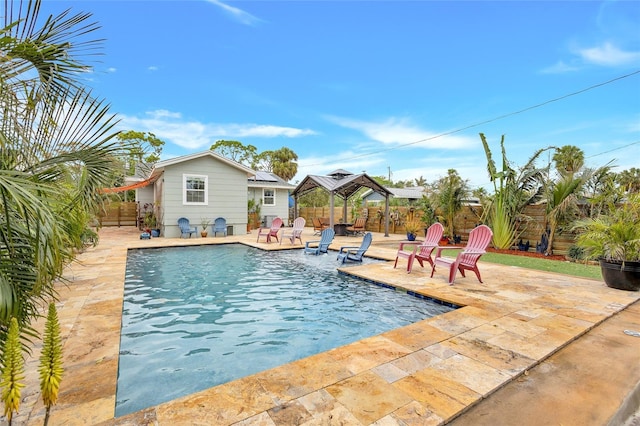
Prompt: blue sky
<box><xmin>41</xmin><ymin>1</ymin><xmax>640</xmax><ymax>190</ymax></box>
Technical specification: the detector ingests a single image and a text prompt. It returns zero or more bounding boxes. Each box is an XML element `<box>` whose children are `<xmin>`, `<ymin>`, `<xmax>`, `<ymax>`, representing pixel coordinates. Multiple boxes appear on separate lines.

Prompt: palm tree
<box><xmin>552</xmin><ymin>145</ymin><xmax>584</xmax><ymax>177</ymax></box>
<box><xmin>542</xmin><ymin>145</ymin><xmax>587</xmax><ymax>255</ymax></box>
<box><xmin>0</xmin><ymin>1</ymin><xmax>123</xmax><ymax>345</ymax></box>
<box><xmin>544</xmin><ymin>175</ymin><xmax>584</xmax><ymax>255</ymax></box>
<box><xmin>432</xmin><ymin>169</ymin><xmax>468</xmax><ymax>239</ymax></box>
<box><xmin>271</xmin><ymin>147</ymin><xmax>298</xmax><ymax>182</ymax></box>
<box><xmin>617</xmin><ymin>167</ymin><xmax>640</xmax><ymax>194</ymax></box>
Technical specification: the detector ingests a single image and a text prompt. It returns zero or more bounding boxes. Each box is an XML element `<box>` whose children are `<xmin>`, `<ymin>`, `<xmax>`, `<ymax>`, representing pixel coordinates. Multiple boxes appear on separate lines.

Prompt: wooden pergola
<box><xmin>291</xmin><ymin>169</ymin><xmax>393</xmax><ymax>237</ymax></box>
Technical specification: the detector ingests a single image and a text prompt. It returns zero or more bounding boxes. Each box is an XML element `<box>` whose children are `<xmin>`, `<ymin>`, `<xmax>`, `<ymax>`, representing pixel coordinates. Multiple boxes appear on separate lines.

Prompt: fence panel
<box><xmin>98</xmin><ymin>202</ymin><xmax>139</xmax><ymax>227</ymax></box>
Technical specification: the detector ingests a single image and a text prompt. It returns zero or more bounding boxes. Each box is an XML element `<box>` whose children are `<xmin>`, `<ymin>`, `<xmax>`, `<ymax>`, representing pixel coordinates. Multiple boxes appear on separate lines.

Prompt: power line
<box><xmin>586</xmin><ymin>140</ymin><xmax>640</xmax><ymax>159</ymax></box>
<box><xmin>308</xmin><ymin>69</ymin><xmax>640</xmax><ymax>166</ymax></box>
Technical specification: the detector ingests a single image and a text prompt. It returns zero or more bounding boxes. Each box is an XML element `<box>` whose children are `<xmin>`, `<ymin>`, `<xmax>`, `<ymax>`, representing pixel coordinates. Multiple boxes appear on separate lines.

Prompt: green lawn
<box><xmin>481</xmin><ymin>252</ymin><xmax>602</xmax><ymax>280</ymax></box>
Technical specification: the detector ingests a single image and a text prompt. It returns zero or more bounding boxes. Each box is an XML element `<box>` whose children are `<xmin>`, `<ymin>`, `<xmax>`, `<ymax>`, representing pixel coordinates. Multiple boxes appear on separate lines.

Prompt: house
<box><xmin>248</xmin><ymin>171</ymin><xmax>296</xmax><ymax>227</ymax></box>
<box><xmin>133</xmin><ymin>151</ymin><xmax>255</xmax><ymax>238</ymax></box>
<box><xmin>362</xmin><ymin>186</ymin><xmax>427</xmax><ymax>206</ymax></box>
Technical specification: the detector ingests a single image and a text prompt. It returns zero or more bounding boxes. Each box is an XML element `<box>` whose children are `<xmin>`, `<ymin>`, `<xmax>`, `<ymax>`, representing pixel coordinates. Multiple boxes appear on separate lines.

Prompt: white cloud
<box><xmin>326</xmin><ymin>116</ymin><xmax>476</xmax><ymax>149</ymax></box>
<box><xmin>147</xmin><ymin>66</ymin><xmax>159</xmax><ymax>72</ymax></box>
<box><xmin>107</xmin><ymin>67</ymin><xmax>117</xmax><ymax>73</ymax></box>
<box><xmin>540</xmin><ymin>60</ymin><xmax>580</xmax><ymax>74</ymax></box>
<box><xmin>293</xmin><ymin>151</ymin><xmax>384</xmax><ymax>184</ymax></box>
<box><xmin>117</xmin><ymin>110</ymin><xmax>316</xmax><ymax>151</ymax></box>
<box><xmin>205</xmin><ymin>0</ymin><xmax>263</xmax><ymax>26</ymax></box>
<box><xmin>577</xmin><ymin>42</ymin><xmax>640</xmax><ymax>66</ymax></box>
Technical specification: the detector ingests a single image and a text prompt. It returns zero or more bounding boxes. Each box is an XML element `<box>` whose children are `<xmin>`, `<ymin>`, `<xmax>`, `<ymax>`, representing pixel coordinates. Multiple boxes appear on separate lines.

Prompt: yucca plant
<box><xmin>39</xmin><ymin>303</ymin><xmax>64</xmax><ymax>426</ymax></box>
<box><xmin>0</xmin><ymin>318</ymin><xmax>25</xmax><ymax>425</ymax></box>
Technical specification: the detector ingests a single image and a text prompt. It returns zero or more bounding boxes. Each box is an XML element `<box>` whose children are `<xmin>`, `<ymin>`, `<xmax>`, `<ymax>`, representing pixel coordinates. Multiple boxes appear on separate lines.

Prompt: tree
<box><xmin>210</xmin><ymin>141</ymin><xmax>299</xmax><ymax>182</ymax></box>
<box><xmin>480</xmin><ymin>133</ymin><xmax>552</xmax><ymax>249</ymax></box>
<box><xmin>543</xmin><ymin>145</ymin><xmax>587</xmax><ymax>255</ymax></box>
<box><xmin>544</xmin><ymin>175</ymin><xmax>584</xmax><ymax>255</ymax></box>
<box><xmin>552</xmin><ymin>145</ymin><xmax>584</xmax><ymax>177</ymax></box>
<box><xmin>0</xmin><ymin>1</ymin><xmax>123</xmax><ymax>348</ymax></box>
<box><xmin>116</xmin><ymin>130</ymin><xmax>165</xmax><ymax>175</ymax></box>
<box><xmin>582</xmin><ymin>162</ymin><xmax>619</xmax><ymax>218</ymax></box>
<box><xmin>432</xmin><ymin>169</ymin><xmax>468</xmax><ymax>238</ymax></box>
<box><xmin>210</xmin><ymin>140</ymin><xmax>257</xmax><ymax>166</ymax></box>
<box><xmin>414</xmin><ymin>176</ymin><xmax>427</xmax><ymax>186</ymax></box>
<box><xmin>298</xmin><ymin>188</ymin><xmax>329</xmax><ymax>208</ymax></box>
<box><xmin>617</xmin><ymin>167</ymin><xmax>640</xmax><ymax>194</ymax></box>
<box><xmin>270</xmin><ymin>147</ymin><xmax>298</xmax><ymax>182</ymax></box>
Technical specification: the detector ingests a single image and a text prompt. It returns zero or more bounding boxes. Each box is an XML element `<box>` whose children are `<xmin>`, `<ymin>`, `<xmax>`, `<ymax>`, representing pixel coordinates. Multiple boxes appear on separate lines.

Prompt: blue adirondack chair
<box><xmin>213</xmin><ymin>217</ymin><xmax>227</xmax><ymax>237</ymax></box>
<box><xmin>337</xmin><ymin>232</ymin><xmax>372</xmax><ymax>263</ymax></box>
<box><xmin>304</xmin><ymin>228</ymin><xmax>335</xmax><ymax>255</ymax></box>
<box><xmin>177</xmin><ymin>217</ymin><xmax>197</xmax><ymax>238</ymax></box>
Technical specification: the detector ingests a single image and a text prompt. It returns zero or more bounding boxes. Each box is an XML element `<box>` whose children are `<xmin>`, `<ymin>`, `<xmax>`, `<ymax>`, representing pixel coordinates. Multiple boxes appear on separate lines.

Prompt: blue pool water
<box><xmin>116</xmin><ymin>244</ymin><xmax>456</xmax><ymax>416</ymax></box>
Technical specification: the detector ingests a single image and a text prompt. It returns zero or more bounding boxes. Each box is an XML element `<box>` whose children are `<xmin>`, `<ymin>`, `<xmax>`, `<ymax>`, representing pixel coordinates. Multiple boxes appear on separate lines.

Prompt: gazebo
<box><xmin>291</xmin><ymin>169</ymin><xmax>393</xmax><ymax>237</ymax></box>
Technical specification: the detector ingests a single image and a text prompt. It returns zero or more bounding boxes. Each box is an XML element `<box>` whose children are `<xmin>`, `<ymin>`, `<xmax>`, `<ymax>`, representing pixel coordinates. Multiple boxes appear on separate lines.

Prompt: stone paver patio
<box><xmin>13</xmin><ymin>226</ymin><xmax>640</xmax><ymax>425</ymax></box>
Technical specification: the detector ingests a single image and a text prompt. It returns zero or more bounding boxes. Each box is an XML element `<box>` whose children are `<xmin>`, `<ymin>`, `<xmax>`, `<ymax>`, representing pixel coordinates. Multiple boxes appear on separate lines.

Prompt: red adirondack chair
<box><xmin>256</xmin><ymin>217</ymin><xmax>283</xmax><ymax>243</ymax></box>
<box><xmin>394</xmin><ymin>222</ymin><xmax>444</xmax><ymax>273</ymax></box>
<box><xmin>431</xmin><ymin>224</ymin><xmax>493</xmax><ymax>284</ymax></box>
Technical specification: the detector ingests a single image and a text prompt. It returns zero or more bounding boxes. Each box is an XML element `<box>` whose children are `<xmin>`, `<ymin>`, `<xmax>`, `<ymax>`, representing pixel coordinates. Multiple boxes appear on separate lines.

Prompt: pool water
<box><xmin>116</xmin><ymin>244</ymin><xmax>455</xmax><ymax>416</ymax></box>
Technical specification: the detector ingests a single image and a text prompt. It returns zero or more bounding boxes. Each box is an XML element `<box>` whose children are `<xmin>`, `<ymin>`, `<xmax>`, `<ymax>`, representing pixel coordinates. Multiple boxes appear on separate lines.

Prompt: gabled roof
<box><xmin>248</xmin><ymin>171</ymin><xmax>296</xmax><ymax>189</ymax></box>
<box><xmin>292</xmin><ymin>171</ymin><xmax>392</xmax><ymax>199</ymax></box>
<box><xmin>149</xmin><ymin>150</ymin><xmax>255</xmax><ymax>179</ymax></box>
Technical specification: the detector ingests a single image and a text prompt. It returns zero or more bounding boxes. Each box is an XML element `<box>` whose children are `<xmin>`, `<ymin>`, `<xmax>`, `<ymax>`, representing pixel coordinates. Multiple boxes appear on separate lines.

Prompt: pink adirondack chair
<box><xmin>394</xmin><ymin>222</ymin><xmax>444</xmax><ymax>273</ymax></box>
<box><xmin>280</xmin><ymin>217</ymin><xmax>306</xmax><ymax>245</ymax></box>
<box><xmin>256</xmin><ymin>217</ymin><xmax>283</xmax><ymax>243</ymax></box>
<box><xmin>431</xmin><ymin>224</ymin><xmax>493</xmax><ymax>284</ymax></box>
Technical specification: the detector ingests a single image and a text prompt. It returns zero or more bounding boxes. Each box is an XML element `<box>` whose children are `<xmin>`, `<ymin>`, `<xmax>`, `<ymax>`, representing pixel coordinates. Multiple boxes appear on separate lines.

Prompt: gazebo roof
<box><xmin>292</xmin><ymin>171</ymin><xmax>392</xmax><ymax>199</ymax></box>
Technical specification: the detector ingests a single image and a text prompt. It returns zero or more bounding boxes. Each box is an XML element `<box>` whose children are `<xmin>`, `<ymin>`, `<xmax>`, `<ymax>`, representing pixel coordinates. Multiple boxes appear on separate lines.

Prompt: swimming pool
<box><xmin>116</xmin><ymin>244</ymin><xmax>456</xmax><ymax>416</ymax></box>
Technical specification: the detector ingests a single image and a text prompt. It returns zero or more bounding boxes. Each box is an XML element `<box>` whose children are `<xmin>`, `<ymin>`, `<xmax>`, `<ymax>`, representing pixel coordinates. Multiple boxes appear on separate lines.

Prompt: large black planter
<box><xmin>600</xmin><ymin>260</ymin><xmax>640</xmax><ymax>291</ymax></box>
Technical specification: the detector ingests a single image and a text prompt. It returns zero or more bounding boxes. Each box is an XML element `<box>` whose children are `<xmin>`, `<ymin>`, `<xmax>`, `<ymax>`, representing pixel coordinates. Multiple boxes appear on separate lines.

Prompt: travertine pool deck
<box><xmin>14</xmin><ymin>226</ymin><xmax>640</xmax><ymax>425</ymax></box>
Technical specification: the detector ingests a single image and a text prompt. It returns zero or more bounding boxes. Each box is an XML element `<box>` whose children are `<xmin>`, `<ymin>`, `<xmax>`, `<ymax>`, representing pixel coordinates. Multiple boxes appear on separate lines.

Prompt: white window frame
<box><xmin>183</xmin><ymin>174</ymin><xmax>208</xmax><ymax>205</ymax></box>
<box><xmin>263</xmin><ymin>188</ymin><xmax>275</xmax><ymax>206</ymax></box>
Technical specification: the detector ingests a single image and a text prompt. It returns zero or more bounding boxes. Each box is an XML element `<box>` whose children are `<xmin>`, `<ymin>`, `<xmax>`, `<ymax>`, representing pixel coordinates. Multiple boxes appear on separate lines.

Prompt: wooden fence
<box><xmin>98</xmin><ymin>202</ymin><xmax>139</xmax><ymax>227</ymax></box>
<box><xmin>298</xmin><ymin>204</ymin><xmax>577</xmax><ymax>255</ymax></box>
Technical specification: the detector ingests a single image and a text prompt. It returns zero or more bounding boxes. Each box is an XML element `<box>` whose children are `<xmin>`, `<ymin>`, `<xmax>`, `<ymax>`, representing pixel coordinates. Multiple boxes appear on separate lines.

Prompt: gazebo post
<box><xmin>329</xmin><ymin>192</ymin><xmax>335</xmax><ymax>227</ymax></box>
<box><xmin>384</xmin><ymin>194</ymin><xmax>390</xmax><ymax>237</ymax></box>
<box><xmin>342</xmin><ymin>196</ymin><xmax>348</xmax><ymax>223</ymax></box>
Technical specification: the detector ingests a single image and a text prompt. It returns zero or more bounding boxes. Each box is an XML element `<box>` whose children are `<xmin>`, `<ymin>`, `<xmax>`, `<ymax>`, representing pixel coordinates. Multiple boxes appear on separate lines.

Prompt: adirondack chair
<box><xmin>337</xmin><ymin>232</ymin><xmax>373</xmax><ymax>263</ymax></box>
<box><xmin>213</xmin><ymin>217</ymin><xmax>227</xmax><ymax>237</ymax></box>
<box><xmin>281</xmin><ymin>217</ymin><xmax>306</xmax><ymax>245</ymax></box>
<box><xmin>304</xmin><ymin>228</ymin><xmax>335</xmax><ymax>255</ymax></box>
<box><xmin>312</xmin><ymin>217</ymin><xmax>330</xmax><ymax>235</ymax></box>
<box><xmin>394</xmin><ymin>222</ymin><xmax>444</xmax><ymax>273</ymax></box>
<box><xmin>431</xmin><ymin>224</ymin><xmax>493</xmax><ymax>284</ymax></box>
<box><xmin>256</xmin><ymin>217</ymin><xmax>283</xmax><ymax>243</ymax></box>
<box><xmin>346</xmin><ymin>217</ymin><xmax>366</xmax><ymax>236</ymax></box>
<box><xmin>177</xmin><ymin>217</ymin><xmax>197</xmax><ymax>238</ymax></box>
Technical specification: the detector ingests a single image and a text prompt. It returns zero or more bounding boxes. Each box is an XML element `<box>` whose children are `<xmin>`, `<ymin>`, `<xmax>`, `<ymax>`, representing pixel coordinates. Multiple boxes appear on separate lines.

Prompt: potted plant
<box><xmin>143</xmin><ymin>212</ymin><xmax>157</xmax><ymax>236</ymax></box>
<box><xmin>404</xmin><ymin>220</ymin><xmax>422</xmax><ymax>241</ymax></box>
<box><xmin>572</xmin><ymin>193</ymin><xmax>640</xmax><ymax>291</ymax></box>
<box><xmin>200</xmin><ymin>217</ymin><xmax>211</xmax><ymax>238</ymax></box>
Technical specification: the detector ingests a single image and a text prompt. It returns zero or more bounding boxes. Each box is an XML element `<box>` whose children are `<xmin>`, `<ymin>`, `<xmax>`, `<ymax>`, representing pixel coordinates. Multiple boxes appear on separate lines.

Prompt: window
<box><xmin>183</xmin><ymin>174</ymin><xmax>208</xmax><ymax>205</ymax></box>
<box><xmin>263</xmin><ymin>188</ymin><xmax>275</xmax><ymax>206</ymax></box>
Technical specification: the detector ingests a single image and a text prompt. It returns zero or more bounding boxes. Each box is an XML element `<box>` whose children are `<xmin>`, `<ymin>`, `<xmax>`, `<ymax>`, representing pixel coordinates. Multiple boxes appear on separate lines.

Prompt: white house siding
<box><xmin>247</xmin><ymin>185</ymin><xmax>291</xmax><ymax>226</ymax></box>
<box><xmin>160</xmin><ymin>156</ymin><xmax>248</xmax><ymax>238</ymax></box>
